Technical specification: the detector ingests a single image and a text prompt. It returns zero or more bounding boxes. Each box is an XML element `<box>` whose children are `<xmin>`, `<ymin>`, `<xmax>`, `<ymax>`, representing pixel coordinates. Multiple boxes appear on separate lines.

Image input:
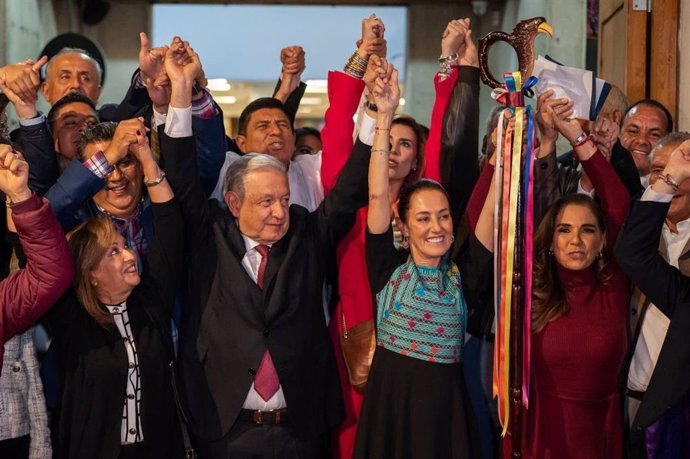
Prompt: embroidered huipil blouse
<box><xmin>376</xmin><ymin>259</ymin><xmax>466</xmax><ymax>364</ymax></box>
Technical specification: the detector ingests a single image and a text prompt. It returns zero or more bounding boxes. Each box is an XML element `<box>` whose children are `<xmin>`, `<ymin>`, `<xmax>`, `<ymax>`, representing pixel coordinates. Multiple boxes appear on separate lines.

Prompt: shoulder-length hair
<box><xmin>531</xmin><ymin>193</ymin><xmax>610</xmax><ymax>333</ymax></box>
<box><xmin>67</xmin><ymin>217</ymin><xmax>117</xmax><ymax>327</ymax></box>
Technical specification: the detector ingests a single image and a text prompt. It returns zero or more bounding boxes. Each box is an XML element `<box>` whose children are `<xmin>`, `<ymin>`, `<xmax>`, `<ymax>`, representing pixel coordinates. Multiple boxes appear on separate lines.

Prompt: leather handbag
<box><xmin>339</xmin><ymin>312</ymin><xmax>376</xmax><ymax>394</ymax></box>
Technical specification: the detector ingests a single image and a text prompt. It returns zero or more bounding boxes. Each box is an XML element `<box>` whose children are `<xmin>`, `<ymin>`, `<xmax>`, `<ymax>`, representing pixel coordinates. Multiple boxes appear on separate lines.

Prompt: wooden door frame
<box><xmin>599</xmin><ymin>0</ymin><xmax>678</xmax><ymax>120</ymax></box>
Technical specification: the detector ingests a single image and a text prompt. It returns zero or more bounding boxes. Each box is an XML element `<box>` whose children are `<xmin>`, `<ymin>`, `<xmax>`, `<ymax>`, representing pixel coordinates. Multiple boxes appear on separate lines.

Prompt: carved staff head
<box><xmin>478</xmin><ymin>17</ymin><xmax>554</xmax><ymax>89</ymax></box>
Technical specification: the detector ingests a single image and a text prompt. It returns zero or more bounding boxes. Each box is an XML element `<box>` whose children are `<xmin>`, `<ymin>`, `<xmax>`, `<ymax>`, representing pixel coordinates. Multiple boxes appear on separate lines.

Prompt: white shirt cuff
<box><xmin>358</xmin><ymin>112</ymin><xmax>376</xmax><ymax>146</ymax></box>
<box><xmin>641</xmin><ymin>186</ymin><xmax>674</xmax><ymax>203</ymax></box>
<box><xmin>152</xmin><ymin>109</ymin><xmax>167</xmax><ymax>129</ymax></box>
<box><xmin>19</xmin><ymin>113</ymin><xmax>45</xmax><ymax>127</ymax></box>
<box><xmin>164</xmin><ymin>105</ymin><xmax>193</xmax><ymax>138</ymax></box>
<box><xmin>576</xmin><ymin>178</ymin><xmax>596</xmax><ymax>198</ymax></box>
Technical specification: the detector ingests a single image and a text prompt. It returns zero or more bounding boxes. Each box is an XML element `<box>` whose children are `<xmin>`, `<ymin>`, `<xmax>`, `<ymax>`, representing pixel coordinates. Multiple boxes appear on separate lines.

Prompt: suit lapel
<box><xmin>677</xmin><ymin>235</ymin><xmax>690</xmax><ymax>274</ymax></box>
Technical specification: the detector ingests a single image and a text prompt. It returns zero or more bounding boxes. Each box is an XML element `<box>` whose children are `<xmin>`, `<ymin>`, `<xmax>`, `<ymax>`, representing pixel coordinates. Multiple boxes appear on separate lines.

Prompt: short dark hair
<box><xmin>238</xmin><ymin>97</ymin><xmax>292</xmax><ymax>136</ymax></box>
<box><xmin>622</xmin><ymin>98</ymin><xmax>674</xmax><ymax>133</ymax></box>
<box><xmin>76</xmin><ymin>121</ymin><xmax>116</xmax><ymax>160</ymax></box>
<box><xmin>398</xmin><ymin>179</ymin><xmax>450</xmax><ymax>224</ymax></box>
<box><xmin>47</xmin><ymin>92</ymin><xmax>97</xmax><ymax>130</ymax></box>
<box><xmin>295</xmin><ymin>126</ymin><xmax>321</xmax><ymax>142</ymax></box>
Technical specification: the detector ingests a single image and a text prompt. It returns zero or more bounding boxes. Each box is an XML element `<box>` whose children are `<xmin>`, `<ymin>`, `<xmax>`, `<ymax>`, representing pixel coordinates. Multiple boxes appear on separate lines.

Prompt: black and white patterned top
<box><xmin>106</xmin><ymin>302</ymin><xmax>144</xmax><ymax>444</ymax></box>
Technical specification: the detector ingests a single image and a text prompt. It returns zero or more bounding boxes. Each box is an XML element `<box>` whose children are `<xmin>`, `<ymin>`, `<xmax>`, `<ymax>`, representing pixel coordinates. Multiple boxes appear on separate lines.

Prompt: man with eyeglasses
<box><xmin>44</xmin><ymin>118</ymin><xmax>153</xmax><ymax>264</ymax></box>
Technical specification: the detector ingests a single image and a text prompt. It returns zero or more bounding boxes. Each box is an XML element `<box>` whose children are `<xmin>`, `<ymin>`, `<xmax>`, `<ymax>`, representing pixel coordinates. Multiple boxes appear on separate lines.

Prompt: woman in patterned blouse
<box><xmin>352</xmin><ymin>63</ymin><xmax>495</xmax><ymax>459</ymax></box>
<box><xmin>44</xmin><ymin>118</ymin><xmax>185</xmax><ymax>459</ymax></box>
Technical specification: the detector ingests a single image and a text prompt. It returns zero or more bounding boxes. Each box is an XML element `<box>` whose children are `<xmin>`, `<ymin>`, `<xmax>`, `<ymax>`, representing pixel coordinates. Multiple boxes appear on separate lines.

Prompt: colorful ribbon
<box><xmin>491</xmin><ymin>74</ymin><xmax>538</xmax><ymax>108</ymax></box>
<box><xmin>491</xmin><ymin>71</ymin><xmax>537</xmax><ymax>436</ymax></box>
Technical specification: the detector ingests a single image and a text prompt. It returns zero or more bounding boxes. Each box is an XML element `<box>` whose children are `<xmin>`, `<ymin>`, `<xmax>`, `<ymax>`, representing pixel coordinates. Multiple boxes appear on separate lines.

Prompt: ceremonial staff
<box><xmin>478</xmin><ymin>17</ymin><xmax>553</xmax><ymax>459</ymax></box>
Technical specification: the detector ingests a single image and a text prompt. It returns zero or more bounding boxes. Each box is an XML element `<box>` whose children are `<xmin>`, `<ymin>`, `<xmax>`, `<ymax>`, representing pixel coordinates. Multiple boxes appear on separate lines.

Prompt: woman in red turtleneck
<box><xmin>528</xmin><ymin>99</ymin><xmax>629</xmax><ymax>458</ymax></box>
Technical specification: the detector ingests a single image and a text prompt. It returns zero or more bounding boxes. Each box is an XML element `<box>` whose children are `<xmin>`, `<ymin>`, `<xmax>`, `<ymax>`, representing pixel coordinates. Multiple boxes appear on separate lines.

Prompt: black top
<box><xmin>45</xmin><ymin>198</ymin><xmax>184</xmax><ymax>459</ymax></box>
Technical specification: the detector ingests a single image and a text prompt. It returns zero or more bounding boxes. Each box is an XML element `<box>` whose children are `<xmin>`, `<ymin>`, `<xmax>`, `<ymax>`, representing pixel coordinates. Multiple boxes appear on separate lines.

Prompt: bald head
<box><xmin>42</xmin><ymin>49</ymin><xmax>102</xmax><ymax>105</ymax></box>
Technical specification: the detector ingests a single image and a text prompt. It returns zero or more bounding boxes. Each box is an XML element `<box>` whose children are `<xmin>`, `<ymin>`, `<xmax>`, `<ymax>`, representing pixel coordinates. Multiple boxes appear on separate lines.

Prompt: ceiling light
<box><xmin>207</xmin><ymin>78</ymin><xmax>232</xmax><ymax>91</ymax></box>
<box><xmin>215</xmin><ymin>96</ymin><xmax>237</xmax><ymax>104</ymax></box>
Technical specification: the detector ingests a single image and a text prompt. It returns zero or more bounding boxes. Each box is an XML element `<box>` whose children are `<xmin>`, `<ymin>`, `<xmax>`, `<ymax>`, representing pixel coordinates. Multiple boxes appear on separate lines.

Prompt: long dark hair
<box><xmin>531</xmin><ymin>194</ymin><xmax>610</xmax><ymax>333</ymax></box>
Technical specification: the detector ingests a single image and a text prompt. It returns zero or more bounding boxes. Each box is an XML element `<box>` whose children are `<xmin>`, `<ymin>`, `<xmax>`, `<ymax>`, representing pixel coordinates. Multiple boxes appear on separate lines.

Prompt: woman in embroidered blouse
<box><xmin>352</xmin><ymin>62</ymin><xmax>494</xmax><ymax>459</ymax></box>
<box><xmin>323</xmin><ymin>17</ymin><xmax>482</xmax><ymax>459</ymax></box>
<box><xmin>44</xmin><ymin>119</ymin><xmax>184</xmax><ymax>459</ymax></box>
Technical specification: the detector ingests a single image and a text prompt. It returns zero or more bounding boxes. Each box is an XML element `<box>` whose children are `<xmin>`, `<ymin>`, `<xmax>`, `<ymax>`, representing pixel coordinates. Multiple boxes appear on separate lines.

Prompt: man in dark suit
<box><xmin>616</xmin><ymin>135</ymin><xmax>690</xmax><ymax>458</ymax></box>
<box><xmin>160</xmin><ymin>42</ymin><xmax>370</xmax><ymax>458</ymax></box>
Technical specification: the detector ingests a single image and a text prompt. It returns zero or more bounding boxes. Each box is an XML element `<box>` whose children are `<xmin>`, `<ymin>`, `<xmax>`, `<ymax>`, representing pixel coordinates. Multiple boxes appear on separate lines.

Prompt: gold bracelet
<box><xmin>371</xmin><ymin>149</ymin><xmax>391</xmax><ymax>154</ymax></box>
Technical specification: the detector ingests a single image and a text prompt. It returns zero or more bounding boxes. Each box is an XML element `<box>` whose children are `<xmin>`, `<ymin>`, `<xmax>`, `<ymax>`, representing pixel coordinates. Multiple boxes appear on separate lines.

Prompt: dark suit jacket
<box><xmin>615</xmin><ymin>198</ymin><xmax>690</xmax><ymax>458</ymax></box>
<box><xmin>45</xmin><ymin>198</ymin><xmax>184</xmax><ymax>459</ymax></box>
<box><xmin>162</xmin><ymin>133</ymin><xmax>369</xmax><ymax>443</ymax></box>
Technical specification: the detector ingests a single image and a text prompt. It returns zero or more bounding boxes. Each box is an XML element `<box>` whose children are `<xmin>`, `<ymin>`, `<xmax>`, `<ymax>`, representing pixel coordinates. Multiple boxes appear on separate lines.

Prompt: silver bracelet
<box><xmin>570</xmin><ymin>132</ymin><xmax>588</xmax><ymax>146</ymax></box>
<box><xmin>658</xmin><ymin>173</ymin><xmax>679</xmax><ymax>191</ymax></box>
<box><xmin>438</xmin><ymin>53</ymin><xmax>459</xmax><ymax>63</ymax></box>
<box><xmin>144</xmin><ymin>171</ymin><xmax>167</xmax><ymax>187</ymax></box>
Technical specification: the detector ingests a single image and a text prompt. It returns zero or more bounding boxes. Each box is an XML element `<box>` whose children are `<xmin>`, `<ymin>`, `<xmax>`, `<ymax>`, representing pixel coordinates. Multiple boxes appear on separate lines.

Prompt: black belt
<box><xmin>626</xmin><ymin>389</ymin><xmax>646</xmax><ymax>401</ymax></box>
<box><xmin>239</xmin><ymin>408</ymin><xmax>287</xmax><ymax>425</ymax></box>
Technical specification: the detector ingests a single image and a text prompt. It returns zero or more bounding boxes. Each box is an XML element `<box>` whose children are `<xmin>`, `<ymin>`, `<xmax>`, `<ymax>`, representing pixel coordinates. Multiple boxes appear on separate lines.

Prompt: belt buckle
<box><xmin>253</xmin><ymin>410</ymin><xmax>263</xmax><ymax>424</ymax></box>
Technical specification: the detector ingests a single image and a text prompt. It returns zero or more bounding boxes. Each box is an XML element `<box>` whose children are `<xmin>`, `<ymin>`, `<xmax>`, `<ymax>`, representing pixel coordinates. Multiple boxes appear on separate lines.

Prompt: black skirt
<box><xmin>353</xmin><ymin>346</ymin><xmax>481</xmax><ymax>459</ymax></box>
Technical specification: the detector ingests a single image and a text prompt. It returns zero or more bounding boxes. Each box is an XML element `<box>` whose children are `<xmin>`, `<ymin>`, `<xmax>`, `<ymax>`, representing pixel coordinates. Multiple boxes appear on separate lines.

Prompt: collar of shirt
<box><xmin>240</xmin><ymin>234</ymin><xmax>272</xmax><ymax>280</ymax></box>
<box><xmin>662</xmin><ymin>218</ymin><xmax>690</xmax><ymax>267</ymax></box>
<box><xmin>95</xmin><ymin>197</ymin><xmax>149</xmax><ymax>224</ymax></box>
<box><xmin>105</xmin><ymin>302</ymin><xmax>127</xmax><ymax>314</ymax></box>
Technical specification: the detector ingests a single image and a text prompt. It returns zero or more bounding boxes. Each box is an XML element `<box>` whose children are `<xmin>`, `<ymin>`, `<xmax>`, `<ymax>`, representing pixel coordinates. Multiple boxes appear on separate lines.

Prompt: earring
<box><xmin>451</xmin><ymin>235</ymin><xmax>455</xmax><ymax>243</ymax></box>
<box><xmin>596</xmin><ymin>251</ymin><xmax>603</xmax><ymax>259</ymax></box>
<box><xmin>92</xmin><ymin>281</ymin><xmax>98</xmax><ymax>287</ymax></box>
<box><xmin>401</xmin><ymin>235</ymin><xmax>410</xmax><ymax>250</ymax></box>
<box><xmin>548</xmin><ymin>249</ymin><xmax>554</xmax><ymax>257</ymax></box>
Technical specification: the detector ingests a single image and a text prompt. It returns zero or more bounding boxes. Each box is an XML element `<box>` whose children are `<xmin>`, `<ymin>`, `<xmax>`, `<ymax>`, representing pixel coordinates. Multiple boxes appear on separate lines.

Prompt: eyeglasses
<box><xmin>110</xmin><ymin>155</ymin><xmax>137</xmax><ymax>174</ymax></box>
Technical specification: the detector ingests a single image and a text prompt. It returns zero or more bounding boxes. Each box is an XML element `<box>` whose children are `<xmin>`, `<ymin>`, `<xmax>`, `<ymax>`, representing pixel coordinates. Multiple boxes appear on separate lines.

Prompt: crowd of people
<box><xmin>0</xmin><ymin>12</ymin><xmax>688</xmax><ymax>459</ymax></box>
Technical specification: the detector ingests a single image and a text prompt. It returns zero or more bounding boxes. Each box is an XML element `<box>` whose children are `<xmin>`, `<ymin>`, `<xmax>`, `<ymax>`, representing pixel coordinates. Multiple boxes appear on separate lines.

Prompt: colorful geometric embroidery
<box><xmin>376</xmin><ymin>257</ymin><xmax>466</xmax><ymax>364</ymax></box>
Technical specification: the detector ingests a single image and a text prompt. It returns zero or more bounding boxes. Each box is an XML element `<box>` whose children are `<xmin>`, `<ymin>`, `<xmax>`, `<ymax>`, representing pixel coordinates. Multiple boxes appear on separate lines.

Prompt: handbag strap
<box><xmin>169</xmin><ymin>361</ymin><xmax>198</xmax><ymax>459</ymax></box>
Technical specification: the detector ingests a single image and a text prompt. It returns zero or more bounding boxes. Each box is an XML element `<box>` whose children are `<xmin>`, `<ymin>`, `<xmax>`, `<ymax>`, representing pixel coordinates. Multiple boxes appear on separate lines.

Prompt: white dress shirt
<box><xmin>238</xmin><ymin>234</ymin><xmax>288</xmax><ymax>410</ymax></box>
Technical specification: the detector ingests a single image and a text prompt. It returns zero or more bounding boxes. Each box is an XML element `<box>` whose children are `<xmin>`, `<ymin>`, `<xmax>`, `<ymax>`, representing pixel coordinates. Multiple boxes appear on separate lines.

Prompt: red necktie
<box><xmin>253</xmin><ymin>244</ymin><xmax>279</xmax><ymax>401</ymax></box>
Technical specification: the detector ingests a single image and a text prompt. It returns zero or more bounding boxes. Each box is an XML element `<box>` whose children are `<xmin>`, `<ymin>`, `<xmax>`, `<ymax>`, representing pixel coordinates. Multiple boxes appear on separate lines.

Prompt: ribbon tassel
<box><xmin>491</xmin><ymin>71</ymin><xmax>537</xmax><ymax>440</ymax></box>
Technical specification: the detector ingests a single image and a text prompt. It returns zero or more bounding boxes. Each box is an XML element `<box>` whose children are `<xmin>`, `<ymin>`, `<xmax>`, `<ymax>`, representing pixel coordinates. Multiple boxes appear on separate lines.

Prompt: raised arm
<box><xmin>0</xmin><ymin>58</ymin><xmax>59</xmax><ymax>195</ymax></box>
<box><xmin>273</xmin><ymin>45</ymin><xmax>307</xmax><ymax>123</ymax></box>
<box><xmin>615</xmin><ymin>139</ymin><xmax>690</xmax><ymax>317</ymax></box>
<box><xmin>532</xmin><ymin>90</ymin><xmax>574</xmax><ymax>222</ymax></box>
<box><xmin>127</xmin><ymin>111</ymin><xmax>183</xmax><ymax>315</ymax></box>
<box><xmin>549</xmin><ymin>100</ymin><xmax>630</xmax><ymax>246</ymax></box>
<box><xmin>425</xmin><ymin>18</ymin><xmax>469</xmax><ymax>182</ymax></box>
<box><xmin>143</xmin><ymin>36</ymin><xmax>226</xmax><ymax>198</ymax></box>
<box><xmin>159</xmin><ymin>39</ymin><xmax>213</xmax><ymax>253</ymax></box>
<box><xmin>320</xmin><ymin>15</ymin><xmax>386</xmax><ymax>195</ymax></box>
<box><xmin>367</xmin><ymin>64</ymin><xmax>399</xmax><ymax>235</ymax></box>
<box><xmin>0</xmin><ymin>146</ymin><xmax>73</xmax><ymax>344</ymax></box>
<box><xmin>437</xmin><ymin>19</ymin><xmax>480</xmax><ymax>220</ymax></box>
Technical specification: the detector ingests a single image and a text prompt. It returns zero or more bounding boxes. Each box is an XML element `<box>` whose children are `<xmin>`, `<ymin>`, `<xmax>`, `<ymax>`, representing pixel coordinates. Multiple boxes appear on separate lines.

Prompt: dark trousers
<box><xmin>196</xmin><ymin>420</ymin><xmax>329</xmax><ymax>459</ymax></box>
<box><xmin>0</xmin><ymin>435</ymin><xmax>30</xmax><ymax>459</ymax></box>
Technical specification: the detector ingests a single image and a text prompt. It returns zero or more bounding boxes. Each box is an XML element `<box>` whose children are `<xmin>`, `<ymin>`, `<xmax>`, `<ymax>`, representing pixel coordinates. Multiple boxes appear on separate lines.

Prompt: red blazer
<box><xmin>0</xmin><ymin>196</ymin><xmax>73</xmax><ymax>368</ymax></box>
